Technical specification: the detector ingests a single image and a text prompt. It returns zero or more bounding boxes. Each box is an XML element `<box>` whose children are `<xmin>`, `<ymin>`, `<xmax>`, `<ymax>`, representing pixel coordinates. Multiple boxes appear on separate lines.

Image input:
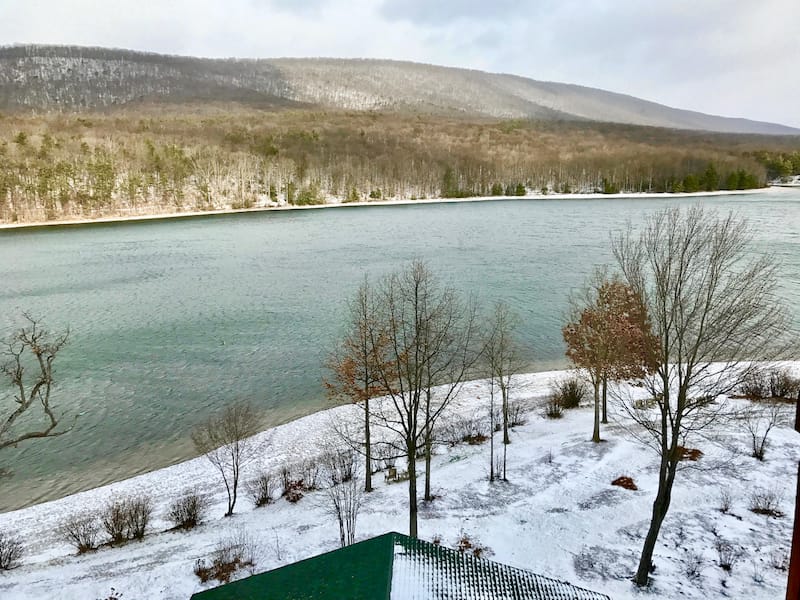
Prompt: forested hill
<box><xmin>0</xmin><ymin>45</ymin><xmax>797</xmax><ymax>136</ymax></box>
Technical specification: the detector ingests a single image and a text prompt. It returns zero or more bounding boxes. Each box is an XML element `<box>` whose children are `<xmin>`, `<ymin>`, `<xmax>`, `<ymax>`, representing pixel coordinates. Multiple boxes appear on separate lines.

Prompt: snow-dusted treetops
<box><xmin>1</xmin><ymin>45</ymin><xmax>798</xmax><ymax>135</ymax></box>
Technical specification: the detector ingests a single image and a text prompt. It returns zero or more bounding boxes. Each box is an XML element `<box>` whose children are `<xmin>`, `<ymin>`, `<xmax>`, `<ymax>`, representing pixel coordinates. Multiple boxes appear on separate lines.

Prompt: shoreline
<box><xmin>2</xmin><ymin>360</ymin><xmax>796</xmax><ymax>517</ymax></box>
<box><xmin>0</xmin><ymin>188</ymin><xmax>771</xmax><ymax>231</ymax></box>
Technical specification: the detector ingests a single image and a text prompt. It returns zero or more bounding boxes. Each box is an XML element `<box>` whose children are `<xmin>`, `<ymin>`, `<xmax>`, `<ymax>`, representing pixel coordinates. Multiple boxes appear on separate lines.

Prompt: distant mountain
<box><xmin>1</xmin><ymin>45</ymin><xmax>797</xmax><ymax>135</ymax></box>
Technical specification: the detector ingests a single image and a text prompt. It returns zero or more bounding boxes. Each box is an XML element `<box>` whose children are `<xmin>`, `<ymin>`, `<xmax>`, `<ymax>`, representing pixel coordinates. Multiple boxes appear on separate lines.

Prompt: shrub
<box><xmin>167</xmin><ymin>490</ymin><xmax>208</xmax><ymax>530</ymax></box>
<box><xmin>543</xmin><ymin>393</ymin><xmax>563</xmax><ymax>419</ymax></box>
<box><xmin>555</xmin><ymin>376</ymin><xmax>587</xmax><ymax>409</ymax></box>
<box><xmin>742</xmin><ymin>400</ymin><xmax>786</xmax><ymax>461</ymax></box>
<box><xmin>715</xmin><ymin>539</ymin><xmax>743</xmax><ymax>571</ymax></box>
<box><xmin>59</xmin><ymin>513</ymin><xmax>100</xmax><ymax>553</ymax></box>
<box><xmin>769</xmin><ymin>369</ymin><xmax>800</xmax><ymax>399</ymax></box>
<box><xmin>682</xmin><ymin>549</ymin><xmax>705</xmax><ymax>580</ymax></box>
<box><xmin>101</xmin><ymin>498</ymin><xmax>128</xmax><ymax>545</ymax></box>
<box><xmin>0</xmin><ymin>531</ymin><xmax>23</xmax><ymax>570</ymax></box>
<box><xmin>102</xmin><ymin>494</ymin><xmax>153</xmax><ymax>544</ymax></box>
<box><xmin>323</xmin><ymin>450</ymin><xmax>355</xmax><ymax>486</ymax></box>
<box><xmin>441</xmin><ymin>414</ymin><xmax>488</xmax><ymax>446</ymax></box>
<box><xmin>507</xmin><ymin>400</ymin><xmax>529</xmax><ymax>427</ymax></box>
<box><xmin>739</xmin><ymin>368</ymin><xmax>800</xmax><ymax>400</ymax></box>
<box><xmin>194</xmin><ymin>529</ymin><xmax>256</xmax><ymax>584</ymax></box>
<box><xmin>299</xmin><ymin>458</ymin><xmax>322</xmax><ymax>491</ymax></box>
<box><xmin>246</xmin><ymin>472</ymin><xmax>277</xmax><ymax>508</ymax></box>
<box><xmin>749</xmin><ymin>487</ymin><xmax>784</xmax><ymax>517</ymax></box>
<box><xmin>96</xmin><ymin>588</ymin><xmax>123</xmax><ymax>600</ymax></box>
<box><xmin>718</xmin><ymin>488</ymin><xmax>733</xmax><ymax>514</ymax></box>
<box><xmin>125</xmin><ymin>496</ymin><xmax>153</xmax><ymax>540</ymax></box>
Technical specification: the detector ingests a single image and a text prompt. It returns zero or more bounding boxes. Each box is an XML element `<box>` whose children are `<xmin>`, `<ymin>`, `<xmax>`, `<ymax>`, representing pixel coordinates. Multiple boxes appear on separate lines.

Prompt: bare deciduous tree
<box><xmin>326</xmin><ymin>276</ymin><xmax>388</xmax><ymax>493</ymax></box>
<box><xmin>482</xmin><ymin>301</ymin><xmax>521</xmax><ymax>480</ymax></box>
<box><xmin>368</xmin><ymin>260</ymin><xmax>477</xmax><ymax>537</ymax></box>
<box><xmin>1</xmin><ymin>314</ymin><xmax>71</xmax><ymax>456</ymax></box>
<box><xmin>192</xmin><ymin>402</ymin><xmax>260</xmax><ymax>516</ymax></box>
<box><xmin>321</xmin><ymin>448</ymin><xmax>363</xmax><ymax>547</ymax></box>
<box><xmin>611</xmin><ymin>206</ymin><xmax>791</xmax><ymax>587</ymax></box>
<box><xmin>563</xmin><ymin>270</ymin><xmax>658</xmax><ymax>442</ymax></box>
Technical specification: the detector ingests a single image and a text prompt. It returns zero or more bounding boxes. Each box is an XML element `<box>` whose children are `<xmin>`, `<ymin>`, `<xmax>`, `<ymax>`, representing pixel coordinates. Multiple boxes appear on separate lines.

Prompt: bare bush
<box><xmin>441</xmin><ymin>414</ymin><xmax>488</xmax><ymax>446</ymax></box>
<box><xmin>101</xmin><ymin>498</ymin><xmax>128</xmax><ymax>545</ymax></box>
<box><xmin>749</xmin><ymin>487</ymin><xmax>784</xmax><ymax>517</ymax></box>
<box><xmin>543</xmin><ymin>393</ymin><xmax>563</xmax><ymax>419</ymax></box>
<box><xmin>554</xmin><ymin>376</ymin><xmax>588</xmax><ymax>409</ymax></box>
<box><xmin>59</xmin><ymin>513</ymin><xmax>100</xmax><ymax>553</ymax></box>
<box><xmin>682</xmin><ymin>549</ymin><xmax>705</xmax><ymax>580</ymax></box>
<box><xmin>0</xmin><ymin>531</ymin><xmax>23</xmax><ymax>570</ymax></box>
<box><xmin>125</xmin><ymin>496</ymin><xmax>153</xmax><ymax>540</ymax></box>
<box><xmin>322</xmin><ymin>451</ymin><xmax>363</xmax><ymax>547</ymax></box>
<box><xmin>167</xmin><ymin>490</ymin><xmax>208</xmax><ymax>530</ymax></box>
<box><xmin>299</xmin><ymin>458</ymin><xmax>322</xmax><ymax>491</ymax></box>
<box><xmin>101</xmin><ymin>495</ymin><xmax>153</xmax><ymax>543</ymax></box>
<box><xmin>194</xmin><ymin>529</ymin><xmax>256</xmax><ymax>584</ymax></box>
<box><xmin>323</xmin><ymin>450</ymin><xmax>356</xmax><ymax>486</ymax></box>
<box><xmin>715</xmin><ymin>539</ymin><xmax>743</xmax><ymax>571</ymax></box>
<box><xmin>741</xmin><ymin>401</ymin><xmax>786</xmax><ymax>460</ymax></box>
<box><xmin>718</xmin><ymin>488</ymin><xmax>733</xmax><ymax>514</ymax></box>
<box><xmin>739</xmin><ymin>368</ymin><xmax>800</xmax><ymax>400</ymax></box>
<box><xmin>507</xmin><ymin>400</ymin><xmax>529</xmax><ymax>427</ymax></box>
<box><xmin>246</xmin><ymin>472</ymin><xmax>277</xmax><ymax>507</ymax></box>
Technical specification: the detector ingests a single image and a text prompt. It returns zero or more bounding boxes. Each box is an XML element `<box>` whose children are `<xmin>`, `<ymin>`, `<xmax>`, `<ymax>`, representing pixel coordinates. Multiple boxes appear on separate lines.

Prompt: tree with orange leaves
<box><xmin>562</xmin><ymin>270</ymin><xmax>658</xmax><ymax>443</ymax></box>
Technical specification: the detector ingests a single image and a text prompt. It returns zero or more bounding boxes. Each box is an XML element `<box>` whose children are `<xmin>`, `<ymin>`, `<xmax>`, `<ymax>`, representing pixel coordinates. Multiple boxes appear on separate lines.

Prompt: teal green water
<box><xmin>1</xmin><ymin>191</ymin><xmax>798</xmax><ymax>511</ymax></box>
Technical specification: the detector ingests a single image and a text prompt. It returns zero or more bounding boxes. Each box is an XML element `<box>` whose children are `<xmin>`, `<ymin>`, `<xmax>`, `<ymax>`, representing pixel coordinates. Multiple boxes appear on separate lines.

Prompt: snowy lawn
<box><xmin>0</xmin><ymin>367</ymin><xmax>797</xmax><ymax>599</ymax></box>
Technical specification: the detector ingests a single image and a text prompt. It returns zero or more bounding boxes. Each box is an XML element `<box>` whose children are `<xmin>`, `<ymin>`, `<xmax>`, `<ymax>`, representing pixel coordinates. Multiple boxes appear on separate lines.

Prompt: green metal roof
<box><xmin>191</xmin><ymin>533</ymin><xmax>394</xmax><ymax>600</ymax></box>
<box><xmin>190</xmin><ymin>532</ymin><xmax>610</xmax><ymax>600</ymax></box>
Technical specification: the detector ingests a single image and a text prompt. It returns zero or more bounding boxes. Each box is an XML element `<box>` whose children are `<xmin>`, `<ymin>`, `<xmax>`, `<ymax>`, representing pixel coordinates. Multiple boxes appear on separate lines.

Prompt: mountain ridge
<box><xmin>0</xmin><ymin>44</ymin><xmax>797</xmax><ymax>136</ymax></box>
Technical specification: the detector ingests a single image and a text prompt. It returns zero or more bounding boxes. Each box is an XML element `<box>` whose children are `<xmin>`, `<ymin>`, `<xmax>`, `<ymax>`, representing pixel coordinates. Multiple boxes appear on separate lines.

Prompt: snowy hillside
<box><xmin>1</xmin><ymin>45</ymin><xmax>798</xmax><ymax>135</ymax></box>
<box><xmin>0</xmin><ymin>367</ymin><xmax>797</xmax><ymax>599</ymax></box>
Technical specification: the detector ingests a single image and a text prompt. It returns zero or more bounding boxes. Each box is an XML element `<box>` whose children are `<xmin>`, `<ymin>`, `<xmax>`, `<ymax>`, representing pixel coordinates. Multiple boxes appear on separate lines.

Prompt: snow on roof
<box><xmin>390</xmin><ymin>533</ymin><xmax>611</xmax><ymax>600</ymax></box>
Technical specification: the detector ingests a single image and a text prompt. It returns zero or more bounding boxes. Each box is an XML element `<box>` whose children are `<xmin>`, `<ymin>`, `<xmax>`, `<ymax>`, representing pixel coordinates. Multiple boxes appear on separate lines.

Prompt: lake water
<box><xmin>1</xmin><ymin>190</ymin><xmax>798</xmax><ymax>511</ymax></box>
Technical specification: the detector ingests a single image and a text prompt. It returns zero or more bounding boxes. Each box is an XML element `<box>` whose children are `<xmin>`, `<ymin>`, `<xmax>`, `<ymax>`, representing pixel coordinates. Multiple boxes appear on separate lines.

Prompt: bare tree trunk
<box><xmin>407</xmin><ymin>443</ymin><xmax>418</xmax><ymax>538</ymax></box>
<box><xmin>424</xmin><ymin>391</ymin><xmax>433</xmax><ymax>501</ymax></box>
<box><xmin>502</xmin><ymin>389</ymin><xmax>510</xmax><ymax>445</ymax></box>
<box><xmin>592</xmin><ymin>379</ymin><xmax>601</xmax><ymax>443</ymax></box>
<box><xmin>635</xmin><ymin>457</ymin><xmax>677</xmax><ymax>585</ymax></box>
<box><xmin>489</xmin><ymin>379</ymin><xmax>495</xmax><ymax>482</ymax></box>
<box><xmin>364</xmin><ymin>398</ymin><xmax>372</xmax><ymax>493</ymax></box>
<box><xmin>601</xmin><ymin>376</ymin><xmax>608</xmax><ymax>424</ymax></box>
<box><xmin>502</xmin><ymin>433</ymin><xmax>507</xmax><ymax>480</ymax></box>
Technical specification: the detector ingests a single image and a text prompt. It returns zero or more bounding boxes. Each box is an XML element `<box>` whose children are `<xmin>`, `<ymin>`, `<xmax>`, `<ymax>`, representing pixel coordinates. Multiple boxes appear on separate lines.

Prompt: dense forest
<box><xmin>0</xmin><ymin>106</ymin><xmax>798</xmax><ymax>224</ymax></box>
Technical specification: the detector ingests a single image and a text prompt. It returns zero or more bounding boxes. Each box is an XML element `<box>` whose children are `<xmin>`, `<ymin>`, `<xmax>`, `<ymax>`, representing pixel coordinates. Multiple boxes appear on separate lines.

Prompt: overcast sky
<box><xmin>1</xmin><ymin>0</ymin><xmax>797</xmax><ymax>127</ymax></box>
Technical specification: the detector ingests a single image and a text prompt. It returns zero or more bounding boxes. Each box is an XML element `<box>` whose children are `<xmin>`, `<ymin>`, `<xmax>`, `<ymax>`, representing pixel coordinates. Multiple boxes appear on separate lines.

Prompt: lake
<box><xmin>1</xmin><ymin>190</ymin><xmax>798</xmax><ymax>511</ymax></box>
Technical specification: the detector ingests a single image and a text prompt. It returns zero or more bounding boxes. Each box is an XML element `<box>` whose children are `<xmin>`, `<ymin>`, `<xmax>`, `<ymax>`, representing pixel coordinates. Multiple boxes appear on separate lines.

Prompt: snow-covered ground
<box><xmin>0</xmin><ymin>367</ymin><xmax>797</xmax><ymax>599</ymax></box>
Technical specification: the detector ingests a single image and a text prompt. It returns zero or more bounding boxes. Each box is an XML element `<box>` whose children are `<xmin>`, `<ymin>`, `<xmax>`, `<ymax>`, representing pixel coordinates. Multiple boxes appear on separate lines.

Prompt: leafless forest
<box><xmin>1</xmin><ymin>106</ymin><xmax>798</xmax><ymax>224</ymax></box>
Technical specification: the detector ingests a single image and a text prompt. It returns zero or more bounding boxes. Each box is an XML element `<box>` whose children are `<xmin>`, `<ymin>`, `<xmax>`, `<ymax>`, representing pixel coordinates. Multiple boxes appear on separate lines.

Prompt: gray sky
<box><xmin>1</xmin><ymin>0</ymin><xmax>798</xmax><ymax>127</ymax></box>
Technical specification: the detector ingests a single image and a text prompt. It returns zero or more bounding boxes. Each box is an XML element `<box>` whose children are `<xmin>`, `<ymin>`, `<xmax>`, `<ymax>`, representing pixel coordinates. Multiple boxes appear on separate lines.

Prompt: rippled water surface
<box><xmin>1</xmin><ymin>190</ymin><xmax>798</xmax><ymax>511</ymax></box>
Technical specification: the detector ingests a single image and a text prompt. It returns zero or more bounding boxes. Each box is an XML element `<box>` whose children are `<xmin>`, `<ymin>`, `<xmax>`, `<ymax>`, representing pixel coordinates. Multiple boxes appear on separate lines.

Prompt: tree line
<box><xmin>0</xmin><ymin>108</ymin><xmax>794</xmax><ymax>223</ymax></box>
